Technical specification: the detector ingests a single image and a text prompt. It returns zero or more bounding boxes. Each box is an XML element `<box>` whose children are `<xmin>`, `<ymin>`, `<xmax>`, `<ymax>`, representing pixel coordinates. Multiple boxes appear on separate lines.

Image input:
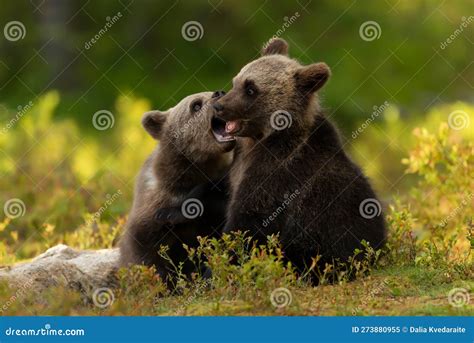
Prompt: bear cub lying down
<box><xmin>212</xmin><ymin>38</ymin><xmax>386</xmax><ymax>280</ymax></box>
<box><xmin>119</xmin><ymin>91</ymin><xmax>234</xmax><ymax>285</ymax></box>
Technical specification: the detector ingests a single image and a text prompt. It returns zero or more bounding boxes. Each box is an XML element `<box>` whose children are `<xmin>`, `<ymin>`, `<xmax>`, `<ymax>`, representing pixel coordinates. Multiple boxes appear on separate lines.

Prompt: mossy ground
<box><xmin>1</xmin><ymin>263</ymin><xmax>472</xmax><ymax>316</ymax></box>
<box><xmin>0</xmin><ymin>96</ymin><xmax>472</xmax><ymax>316</ymax></box>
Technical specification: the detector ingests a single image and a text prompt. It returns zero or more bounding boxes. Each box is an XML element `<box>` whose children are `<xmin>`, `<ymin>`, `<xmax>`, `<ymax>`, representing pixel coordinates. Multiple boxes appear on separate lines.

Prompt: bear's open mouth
<box><xmin>211</xmin><ymin>116</ymin><xmax>236</xmax><ymax>143</ymax></box>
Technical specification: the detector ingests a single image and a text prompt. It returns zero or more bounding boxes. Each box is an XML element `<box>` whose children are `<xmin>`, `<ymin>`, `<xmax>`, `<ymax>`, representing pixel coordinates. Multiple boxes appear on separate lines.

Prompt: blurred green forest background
<box><xmin>1</xmin><ymin>1</ymin><xmax>472</xmax><ymax>125</ymax></box>
<box><xmin>0</xmin><ymin>0</ymin><xmax>473</xmax><ymax>260</ymax></box>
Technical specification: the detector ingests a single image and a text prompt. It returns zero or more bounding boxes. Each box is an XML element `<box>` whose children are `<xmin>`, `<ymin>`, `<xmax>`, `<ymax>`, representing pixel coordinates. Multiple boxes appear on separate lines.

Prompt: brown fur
<box><xmin>213</xmin><ymin>39</ymin><xmax>386</xmax><ymax>282</ymax></box>
<box><xmin>119</xmin><ymin>92</ymin><xmax>234</xmax><ymax>286</ymax></box>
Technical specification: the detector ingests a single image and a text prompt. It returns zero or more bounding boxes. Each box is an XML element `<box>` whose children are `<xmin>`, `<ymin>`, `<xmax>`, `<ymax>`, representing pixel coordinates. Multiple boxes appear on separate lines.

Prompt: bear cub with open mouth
<box><xmin>120</xmin><ymin>91</ymin><xmax>234</xmax><ymax>286</ymax></box>
<box><xmin>212</xmin><ymin>38</ymin><xmax>386</xmax><ymax>282</ymax></box>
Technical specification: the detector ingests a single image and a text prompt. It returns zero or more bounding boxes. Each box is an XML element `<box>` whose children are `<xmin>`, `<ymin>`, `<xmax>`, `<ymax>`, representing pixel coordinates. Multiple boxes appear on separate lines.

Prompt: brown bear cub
<box><xmin>212</xmin><ymin>38</ymin><xmax>386</xmax><ymax>282</ymax></box>
<box><xmin>119</xmin><ymin>91</ymin><xmax>234</xmax><ymax>287</ymax></box>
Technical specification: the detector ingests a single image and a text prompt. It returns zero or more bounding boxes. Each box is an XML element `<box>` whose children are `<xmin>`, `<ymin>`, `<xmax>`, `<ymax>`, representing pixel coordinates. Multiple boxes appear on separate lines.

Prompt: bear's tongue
<box><xmin>225</xmin><ymin>120</ymin><xmax>241</xmax><ymax>134</ymax></box>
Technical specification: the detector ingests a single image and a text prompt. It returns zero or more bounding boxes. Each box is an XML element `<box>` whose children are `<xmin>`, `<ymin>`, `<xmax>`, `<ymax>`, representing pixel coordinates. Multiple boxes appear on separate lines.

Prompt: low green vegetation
<box><xmin>0</xmin><ymin>94</ymin><xmax>472</xmax><ymax>315</ymax></box>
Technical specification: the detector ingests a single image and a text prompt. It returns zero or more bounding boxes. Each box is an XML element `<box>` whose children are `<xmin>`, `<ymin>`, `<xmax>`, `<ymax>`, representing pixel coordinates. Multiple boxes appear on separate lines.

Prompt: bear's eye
<box><xmin>244</xmin><ymin>80</ymin><xmax>257</xmax><ymax>97</ymax></box>
<box><xmin>190</xmin><ymin>100</ymin><xmax>202</xmax><ymax>113</ymax></box>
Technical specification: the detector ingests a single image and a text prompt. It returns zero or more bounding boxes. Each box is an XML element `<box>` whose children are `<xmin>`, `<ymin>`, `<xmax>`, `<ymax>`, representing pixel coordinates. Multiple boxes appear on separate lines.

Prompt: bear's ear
<box><xmin>261</xmin><ymin>38</ymin><xmax>289</xmax><ymax>56</ymax></box>
<box><xmin>294</xmin><ymin>62</ymin><xmax>331</xmax><ymax>95</ymax></box>
<box><xmin>142</xmin><ymin>110</ymin><xmax>167</xmax><ymax>139</ymax></box>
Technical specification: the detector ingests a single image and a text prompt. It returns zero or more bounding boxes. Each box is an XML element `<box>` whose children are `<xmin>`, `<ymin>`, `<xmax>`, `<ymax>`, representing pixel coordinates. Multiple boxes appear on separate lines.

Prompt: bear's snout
<box><xmin>213</xmin><ymin>101</ymin><xmax>224</xmax><ymax>113</ymax></box>
<box><xmin>212</xmin><ymin>90</ymin><xmax>245</xmax><ymax>121</ymax></box>
<box><xmin>212</xmin><ymin>90</ymin><xmax>226</xmax><ymax>98</ymax></box>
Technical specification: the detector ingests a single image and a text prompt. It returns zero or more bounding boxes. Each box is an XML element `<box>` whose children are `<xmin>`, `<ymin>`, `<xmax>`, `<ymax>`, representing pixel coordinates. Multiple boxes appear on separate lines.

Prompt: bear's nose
<box><xmin>212</xmin><ymin>90</ymin><xmax>226</xmax><ymax>98</ymax></box>
<box><xmin>213</xmin><ymin>102</ymin><xmax>224</xmax><ymax>112</ymax></box>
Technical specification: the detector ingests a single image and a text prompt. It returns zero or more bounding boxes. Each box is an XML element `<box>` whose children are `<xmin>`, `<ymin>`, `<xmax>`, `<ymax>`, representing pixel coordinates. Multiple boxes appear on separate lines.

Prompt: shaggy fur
<box><xmin>119</xmin><ymin>92</ymin><xmax>234</xmax><ymax>286</ymax></box>
<box><xmin>213</xmin><ymin>39</ymin><xmax>386</xmax><ymax>281</ymax></box>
